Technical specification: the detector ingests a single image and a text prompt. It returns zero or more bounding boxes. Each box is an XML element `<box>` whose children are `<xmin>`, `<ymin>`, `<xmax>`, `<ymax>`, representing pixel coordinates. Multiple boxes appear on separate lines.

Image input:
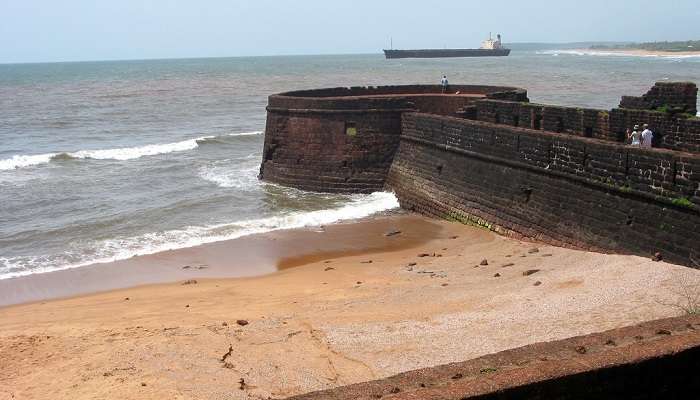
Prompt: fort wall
<box><xmin>260</xmin><ymin>82</ymin><xmax>700</xmax><ymax>266</ymax></box>
<box><xmin>260</xmin><ymin>85</ymin><xmax>527</xmax><ymax>193</ymax></box>
<box><xmin>386</xmin><ymin>112</ymin><xmax>700</xmax><ymax>266</ymax></box>
<box><xmin>472</xmin><ymin>82</ymin><xmax>699</xmax><ymax>153</ymax></box>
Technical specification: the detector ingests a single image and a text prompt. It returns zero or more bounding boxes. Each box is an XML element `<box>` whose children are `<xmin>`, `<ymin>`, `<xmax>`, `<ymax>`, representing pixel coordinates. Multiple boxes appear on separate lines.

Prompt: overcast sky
<box><xmin>2</xmin><ymin>0</ymin><xmax>699</xmax><ymax>63</ymax></box>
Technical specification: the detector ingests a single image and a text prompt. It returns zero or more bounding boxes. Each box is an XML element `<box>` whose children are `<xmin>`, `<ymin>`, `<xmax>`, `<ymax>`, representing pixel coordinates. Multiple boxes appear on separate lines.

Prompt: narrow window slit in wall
<box><xmin>584</xmin><ymin>126</ymin><xmax>593</xmax><ymax>138</ymax></box>
<box><xmin>513</xmin><ymin>115</ymin><xmax>520</xmax><ymax>127</ymax></box>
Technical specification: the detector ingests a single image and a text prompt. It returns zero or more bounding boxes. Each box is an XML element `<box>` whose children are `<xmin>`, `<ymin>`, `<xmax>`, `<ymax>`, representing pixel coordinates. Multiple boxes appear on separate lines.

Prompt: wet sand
<box><xmin>2</xmin><ymin>214</ymin><xmax>700</xmax><ymax>400</ymax></box>
<box><xmin>0</xmin><ymin>214</ymin><xmax>439</xmax><ymax>306</ymax></box>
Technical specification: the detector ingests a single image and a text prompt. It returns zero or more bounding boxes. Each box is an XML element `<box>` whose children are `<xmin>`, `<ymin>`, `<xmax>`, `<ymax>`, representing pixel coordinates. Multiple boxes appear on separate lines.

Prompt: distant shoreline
<box><xmin>575</xmin><ymin>48</ymin><xmax>700</xmax><ymax>57</ymax></box>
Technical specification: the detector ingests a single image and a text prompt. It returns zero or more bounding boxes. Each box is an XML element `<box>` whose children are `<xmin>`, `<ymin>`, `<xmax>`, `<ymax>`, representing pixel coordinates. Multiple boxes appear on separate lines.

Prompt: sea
<box><xmin>1</xmin><ymin>50</ymin><xmax>699</xmax><ymax>280</ymax></box>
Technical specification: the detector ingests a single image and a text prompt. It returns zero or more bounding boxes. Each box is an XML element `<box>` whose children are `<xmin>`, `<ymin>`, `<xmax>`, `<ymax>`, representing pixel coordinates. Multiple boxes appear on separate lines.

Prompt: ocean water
<box><xmin>1</xmin><ymin>51</ymin><xmax>699</xmax><ymax>279</ymax></box>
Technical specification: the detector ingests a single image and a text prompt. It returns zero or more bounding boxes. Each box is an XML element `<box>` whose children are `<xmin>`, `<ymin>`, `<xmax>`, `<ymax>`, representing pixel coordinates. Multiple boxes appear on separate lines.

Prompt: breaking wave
<box><xmin>0</xmin><ymin>191</ymin><xmax>399</xmax><ymax>279</ymax></box>
<box><xmin>538</xmin><ymin>49</ymin><xmax>700</xmax><ymax>60</ymax></box>
<box><xmin>0</xmin><ymin>131</ymin><xmax>262</xmax><ymax>171</ymax></box>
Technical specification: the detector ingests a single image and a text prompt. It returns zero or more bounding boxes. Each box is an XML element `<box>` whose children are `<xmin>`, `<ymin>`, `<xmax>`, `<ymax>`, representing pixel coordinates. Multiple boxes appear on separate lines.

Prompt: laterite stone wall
<box><xmin>260</xmin><ymin>85</ymin><xmax>526</xmax><ymax>193</ymax></box>
<box><xmin>386</xmin><ymin>113</ymin><xmax>700</xmax><ymax>266</ymax></box>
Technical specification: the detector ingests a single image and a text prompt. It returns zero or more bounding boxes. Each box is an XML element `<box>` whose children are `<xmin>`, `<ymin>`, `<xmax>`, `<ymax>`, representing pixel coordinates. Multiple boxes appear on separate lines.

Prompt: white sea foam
<box><xmin>0</xmin><ymin>131</ymin><xmax>263</xmax><ymax>170</ymax></box>
<box><xmin>0</xmin><ymin>153</ymin><xmax>58</xmax><ymax>171</ymax></box>
<box><xmin>0</xmin><ymin>191</ymin><xmax>399</xmax><ymax>279</ymax></box>
<box><xmin>198</xmin><ymin>158</ymin><xmax>260</xmax><ymax>190</ymax></box>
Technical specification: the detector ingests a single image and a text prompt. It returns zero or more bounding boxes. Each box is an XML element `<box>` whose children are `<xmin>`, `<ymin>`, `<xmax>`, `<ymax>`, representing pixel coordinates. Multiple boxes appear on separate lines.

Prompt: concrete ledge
<box><xmin>287</xmin><ymin>315</ymin><xmax>700</xmax><ymax>400</ymax></box>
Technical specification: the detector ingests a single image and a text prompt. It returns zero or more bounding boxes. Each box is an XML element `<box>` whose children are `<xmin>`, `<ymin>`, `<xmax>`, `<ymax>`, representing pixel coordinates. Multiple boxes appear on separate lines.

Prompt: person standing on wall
<box><xmin>629</xmin><ymin>125</ymin><xmax>642</xmax><ymax>147</ymax></box>
<box><xmin>441</xmin><ymin>75</ymin><xmax>449</xmax><ymax>93</ymax></box>
<box><xmin>641</xmin><ymin>124</ymin><xmax>654</xmax><ymax>148</ymax></box>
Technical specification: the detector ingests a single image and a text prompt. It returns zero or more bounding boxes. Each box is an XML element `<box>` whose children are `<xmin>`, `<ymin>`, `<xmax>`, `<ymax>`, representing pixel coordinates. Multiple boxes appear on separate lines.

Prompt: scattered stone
<box><xmin>324</xmin><ymin>267</ymin><xmax>335</xmax><ymax>271</ymax></box>
<box><xmin>528</xmin><ymin>248</ymin><xmax>540</xmax><ymax>254</ymax></box>
<box><xmin>605</xmin><ymin>339</ymin><xmax>617</xmax><ymax>346</ymax></box>
<box><xmin>361</xmin><ymin>260</ymin><xmax>373</xmax><ymax>264</ymax></box>
<box><xmin>236</xmin><ymin>320</ymin><xmax>249</xmax><ymax>326</ymax></box>
<box><xmin>436</xmin><ymin>254</ymin><xmax>443</xmax><ymax>258</ymax></box>
<box><xmin>451</xmin><ymin>373</ymin><xmax>463</xmax><ymax>380</ymax></box>
<box><xmin>634</xmin><ymin>335</ymin><xmax>644</xmax><ymax>341</ymax></box>
<box><xmin>494</xmin><ymin>273</ymin><xmax>501</xmax><ymax>278</ymax></box>
<box><xmin>221</xmin><ymin>345</ymin><xmax>234</xmax><ymax>362</ymax></box>
<box><xmin>385</xmin><ymin>230</ymin><xmax>402</xmax><ymax>237</ymax></box>
<box><xmin>182</xmin><ymin>280</ymin><xmax>198</xmax><ymax>285</ymax></box>
<box><xmin>533</xmin><ymin>281</ymin><xmax>542</xmax><ymax>286</ymax></box>
<box><xmin>505</xmin><ymin>255</ymin><xmax>512</xmax><ymax>258</ymax></box>
<box><xmin>480</xmin><ymin>259</ymin><xmax>489</xmax><ymax>266</ymax></box>
<box><xmin>239</xmin><ymin>378</ymin><xmax>247</xmax><ymax>390</ymax></box>
<box><xmin>542</xmin><ymin>254</ymin><xmax>553</xmax><ymax>257</ymax></box>
<box><xmin>523</xmin><ymin>269</ymin><xmax>541</xmax><ymax>276</ymax></box>
<box><xmin>185</xmin><ymin>304</ymin><xmax>190</xmax><ymax>308</ymax></box>
<box><xmin>418</xmin><ymin>253</ymin><xmax>431</xmax><ymax>258</ymax></box>
<box><xmin>141</xmin><ymin>382</ymin><xmax>147</xmax><ymax>387</ymax></box>
<box><xmin>450</xmin><ymin>236</ymin><xmax>459</xmax><ymax>240</ymax></box>
<box><xmin>652</xmin><ymin>252</ymin><xmax>663</xmax><ymax>262</ymax></box>
<box><xmin>501</xmin><ymin>263</ymin><xmax>515</xmax><ymax>268</ymax></box>
<box><xmin>656</xmin><ymin>329</ymin><xmax>672</xmax><ymax>335</ymax></box>
<box><xmin>575</xmin><ymin>346</ymin><xmax>587</xmax><ymax>354</ymax></box>
<box><xmin>222</xmin><ymin>322</ymin><xmax>228</xmax><ymax>327</ymax></box>
<box><xmin>124</xmin><ymin>297</ymin><xmax>130</xmax><ymax>301</ymax></box>
<box><xmin>441</xmin><ymin>283</ymin><xmax>449</xmax><ymax>287</ymax></box>
<box><xmin>389</xmin><ymin>387</ymin><xmax>401</xmax><ymax>394</ymax></box>
<box><xmin>356</xmin><ymin>281</ymin><xmax>363</xmax><ymax>285</ymax></box>
<box><xmin>103</xmin><ymin>372</ymin><xmax>113</xmax><ymax>377</ymax></box>
<box><xmin>407</xmin><ymin>262</ymin><xmax>417</xmax><ymax>267</ymax></box>
<box><xmin>442</xmin><ymin>248</ymin><xmax>448</xmax><ymax>251</ymax></box>
<box><xmin>182</xmin><ymin>265</ymin><xmax>192</xmax><ymax>269</ymax></box>
<box><xmin>324</xmin><ymin>260</ymin><xmax>333</xmax><ymax>264</ymax></box>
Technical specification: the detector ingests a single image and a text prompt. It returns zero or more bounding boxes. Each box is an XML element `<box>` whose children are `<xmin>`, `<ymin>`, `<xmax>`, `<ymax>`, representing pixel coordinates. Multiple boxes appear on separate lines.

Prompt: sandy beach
<box><xmin>2</xmin><ymin>214</ymin><xmax>699</xmax><ymax>400</ymax></box>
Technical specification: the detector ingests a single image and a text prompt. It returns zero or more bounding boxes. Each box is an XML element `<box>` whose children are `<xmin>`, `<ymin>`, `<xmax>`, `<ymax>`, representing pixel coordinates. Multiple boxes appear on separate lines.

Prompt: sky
<box><xmin>1</xmin><ymin>0</ymin><xmax>700</xmax><ymax>64</ymax></box>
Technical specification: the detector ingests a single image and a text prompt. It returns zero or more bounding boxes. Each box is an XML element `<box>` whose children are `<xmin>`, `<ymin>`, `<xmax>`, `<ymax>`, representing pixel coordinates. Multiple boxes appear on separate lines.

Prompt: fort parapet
<box><xmin>260</xmin><ymin>82</ymin><xmax>700</xmax><ymax>267</ymax></box>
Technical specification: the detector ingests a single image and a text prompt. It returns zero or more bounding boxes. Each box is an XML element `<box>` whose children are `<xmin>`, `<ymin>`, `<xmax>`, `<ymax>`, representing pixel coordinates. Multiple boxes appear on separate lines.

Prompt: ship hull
<box><xmin>383</xmin><ymin>48</ymin><xmax>511</xmax><ymax>59</ymax></box>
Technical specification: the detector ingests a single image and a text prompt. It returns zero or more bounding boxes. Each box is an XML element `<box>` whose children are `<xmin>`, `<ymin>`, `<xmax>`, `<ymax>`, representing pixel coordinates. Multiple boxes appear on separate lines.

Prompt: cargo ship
<box><xmin>383</xmin><ymin>33</ymin><xmax>510</xmax><ymax>59</ymax></box>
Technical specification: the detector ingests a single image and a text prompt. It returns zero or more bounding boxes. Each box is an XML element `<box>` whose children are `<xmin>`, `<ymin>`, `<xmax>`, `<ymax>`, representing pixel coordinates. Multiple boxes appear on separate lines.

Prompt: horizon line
<box><xmin>0</xmin><ymin>40</ymin><xmax>643</xmax><ymax>66</ymax></box>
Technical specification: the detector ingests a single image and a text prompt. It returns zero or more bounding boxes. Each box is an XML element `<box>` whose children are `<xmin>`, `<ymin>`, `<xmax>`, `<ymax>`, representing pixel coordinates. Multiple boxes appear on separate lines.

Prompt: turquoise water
<box><xmin>1</xmin><ymin>51</ymin><xmax>698</xmax><ymax>278</ymax></box>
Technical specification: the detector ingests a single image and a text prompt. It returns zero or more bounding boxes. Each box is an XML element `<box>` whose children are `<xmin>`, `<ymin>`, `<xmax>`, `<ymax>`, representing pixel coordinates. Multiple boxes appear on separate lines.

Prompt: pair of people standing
<box><xmin>627</xmin><ymin>124</ymin><xmax>654</xmax><ymax>148</ymax></box>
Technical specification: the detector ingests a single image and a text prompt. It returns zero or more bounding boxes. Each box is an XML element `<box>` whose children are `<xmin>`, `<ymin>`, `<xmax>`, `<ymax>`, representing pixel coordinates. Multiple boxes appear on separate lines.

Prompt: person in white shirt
<box><xmin>628</xmin><ymin>127</ymin><xmax>641</xmax><ymax>147</ymax></box>
<box><xmin>441</xmin><ymin>76</ymin><xmax>449</xmax><ymax>93</ymax></box>
<box><xmin>641</xmin><ymin>124</ymin><xmax>654</xmax><ymax>148</ymax></box>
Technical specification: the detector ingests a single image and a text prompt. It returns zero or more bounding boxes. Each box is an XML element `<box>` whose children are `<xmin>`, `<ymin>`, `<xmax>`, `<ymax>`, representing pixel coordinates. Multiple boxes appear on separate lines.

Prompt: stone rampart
<box><xmin>387</xmin><ymin>112</ymin><xmax>700</xmax><ymax>266</ymax></box>
<box><xmin>472</xmin><ymin>82</ymin><xmax>700</xmax><ymax>153</ymax></box>
<box><xmin>620</xmin><ymin>81</ymin><xmax>698</xmax><ymax>115</ymax></box>
<box><xmin>260</xmin><ymin>85</ymin><xmax>526</xmax><ymax>193</ymax></box>
<box><xmin>260</xmin><ymin>82</ymin><xmax>700</xmax><ymax>265</ymax></box>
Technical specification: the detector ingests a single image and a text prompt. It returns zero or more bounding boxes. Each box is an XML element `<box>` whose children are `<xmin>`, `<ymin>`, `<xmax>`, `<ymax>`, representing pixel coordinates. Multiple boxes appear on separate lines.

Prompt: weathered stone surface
<box><xmin>286</xmin><ymin>315</ymin><xmax>700</xmax><ymax>400</ymax></box>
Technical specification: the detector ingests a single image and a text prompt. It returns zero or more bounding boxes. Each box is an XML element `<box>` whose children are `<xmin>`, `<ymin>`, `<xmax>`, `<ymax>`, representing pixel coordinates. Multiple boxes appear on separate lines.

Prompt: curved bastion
<box><xmin>259</xmin><ymin>85</ymin><xmax>528</xmax><ymax>193</ymax></box>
